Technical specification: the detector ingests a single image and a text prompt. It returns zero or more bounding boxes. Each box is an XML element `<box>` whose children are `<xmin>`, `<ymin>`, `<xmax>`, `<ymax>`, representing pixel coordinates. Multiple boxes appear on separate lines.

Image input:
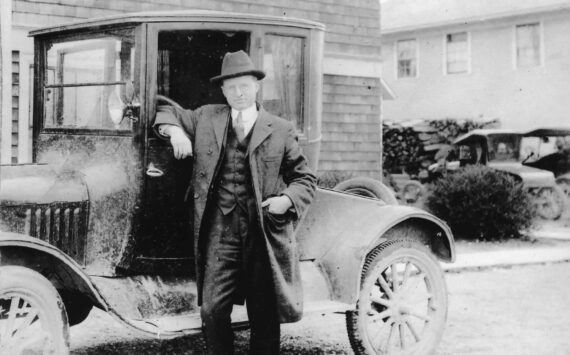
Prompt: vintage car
<box><xmin>0</xmin><ymin>11</ymin><xmax>455</xmax><ymax>355</ymax></box>
<box><xmin>520</xmin><ymin>128</ymin><xmax>570</xmax><ymax>197</ymax></box>
<box><xmin>448</xmin><ymin>129</ymin><xmax>566</xmax><ymax>220</ymax></box>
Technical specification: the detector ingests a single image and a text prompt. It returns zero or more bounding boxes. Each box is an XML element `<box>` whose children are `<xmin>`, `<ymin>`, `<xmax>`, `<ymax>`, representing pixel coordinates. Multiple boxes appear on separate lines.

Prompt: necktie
<box><xmin>234</xmin><ymin>112</ymin><xmax>245</xmax><ymax>141</ymax></box>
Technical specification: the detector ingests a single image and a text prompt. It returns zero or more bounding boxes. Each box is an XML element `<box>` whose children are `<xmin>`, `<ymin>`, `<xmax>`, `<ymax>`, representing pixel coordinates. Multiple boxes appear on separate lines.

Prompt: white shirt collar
<box><xmin>231</xmin><ymin>104</ymin><xmax>258</xmax><ymax>136</ymax></box>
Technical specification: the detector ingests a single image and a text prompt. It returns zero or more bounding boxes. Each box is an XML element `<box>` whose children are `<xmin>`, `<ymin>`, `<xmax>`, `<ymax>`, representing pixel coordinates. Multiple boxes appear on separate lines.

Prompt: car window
<box><xmin>44</xmin><ymin>28</ymin><xmax>135</xmax><ymax>131</ymax></box>
<box><xmin>487</xmin><ymin>134</ymin><xmax>521</xmax><ymax>162</ymax></box>
<box><xmin>262</xmin><ymin>34</ymin><xmax>305</xmax><ymax>133</ymax></box>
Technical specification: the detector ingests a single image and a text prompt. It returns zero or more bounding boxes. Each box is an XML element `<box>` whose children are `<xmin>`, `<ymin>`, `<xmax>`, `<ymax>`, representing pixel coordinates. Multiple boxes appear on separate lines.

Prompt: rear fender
<box><xmin>311</xmin><ymin>204</ymin><xmax>454</xmax><ymax>305</ymax></box>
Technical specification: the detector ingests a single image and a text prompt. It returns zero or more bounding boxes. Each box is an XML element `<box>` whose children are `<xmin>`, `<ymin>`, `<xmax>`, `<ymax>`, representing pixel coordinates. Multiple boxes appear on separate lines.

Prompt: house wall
<box><xmin>4</xmin><ymin>0</ymin><xmax>383</xmax><ymax>178</ymax></box>
<box><xmin>320</xmin><ymin>75</ymin><xmax>382</xmax><ymax>176</ymax></box>
<box><xmin>381</xmin><ymin>8</ymin><xmax>570</xmax><ymax>131</ymax></box>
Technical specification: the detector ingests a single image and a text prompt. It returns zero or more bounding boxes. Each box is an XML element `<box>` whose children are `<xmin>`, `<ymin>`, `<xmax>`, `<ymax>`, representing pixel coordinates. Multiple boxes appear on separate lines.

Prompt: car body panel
<box><xmin>489</xmin><ymin>161</ymin><xmax>556</xmax><ymax>187</ymax></box>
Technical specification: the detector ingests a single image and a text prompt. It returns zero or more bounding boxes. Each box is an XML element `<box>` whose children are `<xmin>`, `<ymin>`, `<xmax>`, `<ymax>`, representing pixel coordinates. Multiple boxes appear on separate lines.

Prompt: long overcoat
<box><xmin>154</xmin><ymin>104</ymin><xmax>316</xmax><ymax>323</ymax></box>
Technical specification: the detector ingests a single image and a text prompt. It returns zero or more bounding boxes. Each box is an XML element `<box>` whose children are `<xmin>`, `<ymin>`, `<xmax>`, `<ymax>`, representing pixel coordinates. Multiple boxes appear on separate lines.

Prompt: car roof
<box><xmin>453</xmin><ymin>129</ymin><xmax>522</xmax><ymax>145</ymax></box>
<box><xmin>29</xmin><ymin>10</ymin><xmax>325</xmax><ymax>37</ymax></box>
<box><xmin>523</xmin><ymin>127</ymin><xmax>570</xmax><ymax>137</ymax></box>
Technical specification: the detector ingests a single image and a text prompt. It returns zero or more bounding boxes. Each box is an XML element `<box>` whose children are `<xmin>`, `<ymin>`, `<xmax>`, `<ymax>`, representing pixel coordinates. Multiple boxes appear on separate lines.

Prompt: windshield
<box><xmin>487</xmin><ymin>134</ymin><xmax>521</xmax><ymax>162</ymax></box>
<box><xmin>44</xmin><ymin>28</ymin><xmax>136</xmax><ymax>131</ymax></box>
<box><xmin>521</xmin><ymin>135</ymin><xmax>570</xmax><ymax>162</ymax></box>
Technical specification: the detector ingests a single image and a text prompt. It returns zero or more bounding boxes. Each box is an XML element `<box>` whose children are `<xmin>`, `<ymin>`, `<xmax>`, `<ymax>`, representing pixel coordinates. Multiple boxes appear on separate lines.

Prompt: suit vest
<box><xmin>214</xmin><ymin>120</ymin><xmax>254</xmax><ymax>215</ymax></box>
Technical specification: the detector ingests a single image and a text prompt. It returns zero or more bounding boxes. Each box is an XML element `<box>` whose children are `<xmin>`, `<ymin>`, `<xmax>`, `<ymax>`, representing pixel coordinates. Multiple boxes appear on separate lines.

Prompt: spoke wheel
<box><xmin>534</xmin><ymin>185</ymin><xmax>565</xmax><ymax>220</ymax></box>
<box><xmin>0</xmin><ymin>266</ymin><xmax>69</xmax><ymax>355</ymax></box>
<box><xmin>347</xmin><ymin>239</ymin><xmax>447</xmax><ymax>355</ymax></box>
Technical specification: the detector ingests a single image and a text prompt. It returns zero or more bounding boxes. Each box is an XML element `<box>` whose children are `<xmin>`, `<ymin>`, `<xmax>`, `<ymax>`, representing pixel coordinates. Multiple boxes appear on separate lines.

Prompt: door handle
<box><xmin>146</xmin><ymin>162</ymin><xmax>164</xmax><ymax>177</ymax></box>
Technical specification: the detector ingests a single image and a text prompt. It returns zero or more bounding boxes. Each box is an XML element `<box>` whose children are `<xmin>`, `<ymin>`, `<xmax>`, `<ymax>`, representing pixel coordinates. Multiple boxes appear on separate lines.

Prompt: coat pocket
<box><xmin>262</xmin><ymin>208</ymin><xmax>293</xmax><ymax>235</ymax></box>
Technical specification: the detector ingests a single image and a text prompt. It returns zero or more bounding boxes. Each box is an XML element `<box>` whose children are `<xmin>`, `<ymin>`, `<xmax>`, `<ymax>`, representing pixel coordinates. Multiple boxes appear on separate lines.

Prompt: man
<box><xmin>154</xmin><ymin>50</ymin><xmax>316</xmax><ymax>355</ymax></box>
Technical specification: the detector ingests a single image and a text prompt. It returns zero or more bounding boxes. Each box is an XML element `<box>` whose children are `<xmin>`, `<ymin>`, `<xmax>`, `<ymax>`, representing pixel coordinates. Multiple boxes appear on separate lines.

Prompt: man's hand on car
<box><xmin>162</xmin><ymin>125</ymin><xmax>193</xmax><ymax>159</ymax></box>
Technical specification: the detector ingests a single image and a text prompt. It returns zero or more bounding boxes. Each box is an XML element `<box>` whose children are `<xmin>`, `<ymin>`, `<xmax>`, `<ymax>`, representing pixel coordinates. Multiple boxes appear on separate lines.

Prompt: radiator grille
<box><xmin>18</xmin><ymin>202</ymin><xmax>88</xmax><ymax>264</ymax></box>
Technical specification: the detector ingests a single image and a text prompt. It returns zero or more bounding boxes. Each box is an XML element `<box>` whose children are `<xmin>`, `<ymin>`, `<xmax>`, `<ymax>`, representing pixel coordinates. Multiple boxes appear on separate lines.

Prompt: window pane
<box><xmin>44</xmin><ymin>29</ymin><xmax>135</xmax><ymax>130</ymax></box>
<box><xmin>516</xmin><ymin>23</ymin><xmax>540</xmax><ymax>68</ymax></box>
<box><xmin>263</xmin><ymin>35</ymin><xmax>304</xmax><ymax>132</ymax></box>
<box><xmin>397</xmin><ymin>39</ymin><xmax>417</xmax><ymax>78</ymax></box>
<box><xmin>47</xmin><ymin>36</ymin><xmax>134</xmax><ymax>85</ymax></box>
<box><xmin>488</xmin><ymin>134</ymin><xmax>521</xmax><ymax>162</ymax></box>
<box><xmin>45</xmin><ymin>86</ymin><xmax>131</xmax><ymax>130</ymax></box>
<box><xmin>446</xmin><ymin>32</ymin><xmax>468</xmax><ymax>74</ymax></box>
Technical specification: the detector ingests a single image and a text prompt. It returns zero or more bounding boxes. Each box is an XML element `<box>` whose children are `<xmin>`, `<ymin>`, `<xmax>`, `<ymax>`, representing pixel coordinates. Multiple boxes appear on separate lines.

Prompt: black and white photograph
<box><xmin>0</xmin><ymin>0</ymin><xmax>569</xmax><ymax>354</ymax></box>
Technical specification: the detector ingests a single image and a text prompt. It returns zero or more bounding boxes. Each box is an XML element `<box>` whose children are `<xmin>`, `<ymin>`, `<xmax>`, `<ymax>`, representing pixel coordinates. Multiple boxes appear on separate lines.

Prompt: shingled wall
<box><xmin>12</xmin><ymin>0</ymin><xmax>382</xmax><ymax>177</ymax></box>
<box><xmin>320</xmin><ymin>75</ymin><xmax>382</xmax><ymax>176</ymax></box>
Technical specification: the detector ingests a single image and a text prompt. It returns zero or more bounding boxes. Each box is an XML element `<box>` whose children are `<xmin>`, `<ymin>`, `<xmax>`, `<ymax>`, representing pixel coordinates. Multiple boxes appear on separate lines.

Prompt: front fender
<box><xmin>0</xmin><ymin>232</ymin><xmax>107</xmax><ymax>310</ymax></box>
<box><xmin>0</xmin><ymin>233</ymin><xmax>200</xmax><ymax>338</ymax></box>
<box><xmin>296</xmin><ymin>189</ymin><xmax>455</xmax><ymax>304</ymax></box>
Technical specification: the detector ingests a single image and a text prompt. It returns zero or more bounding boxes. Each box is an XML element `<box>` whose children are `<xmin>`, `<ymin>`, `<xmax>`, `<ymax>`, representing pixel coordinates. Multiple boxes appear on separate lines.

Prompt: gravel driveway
<box><xmin>70</xmin><ymin>261</ymin><xmax>570</xmax><ymax>354</ymax></box>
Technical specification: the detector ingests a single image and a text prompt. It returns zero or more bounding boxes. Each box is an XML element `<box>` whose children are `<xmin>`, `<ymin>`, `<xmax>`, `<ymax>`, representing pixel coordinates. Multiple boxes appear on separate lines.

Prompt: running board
<box><xmin>90</xmin><ymin>261</ymin><xmax>351</xmax><ymax>339</ymax></box>
<box><xmin>119</xmin><ymin>300</ymin><xmax>351</xmax><ymax>338</ymax></box>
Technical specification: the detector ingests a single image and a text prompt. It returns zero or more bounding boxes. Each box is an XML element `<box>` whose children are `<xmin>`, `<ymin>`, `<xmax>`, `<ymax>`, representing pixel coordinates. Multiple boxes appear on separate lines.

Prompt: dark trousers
<box><xmin>201</xmin><ymin>206</ymin><xmax>280</xmax><ymax>355</ymax></box>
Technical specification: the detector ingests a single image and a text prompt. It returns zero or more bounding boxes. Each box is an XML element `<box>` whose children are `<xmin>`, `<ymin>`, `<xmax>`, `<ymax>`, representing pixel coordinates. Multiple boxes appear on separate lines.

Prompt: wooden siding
<box><xmin>13</xmin><ymin>0</ymin><xmax>380</xmax><ymax>57</ymax></box>
<box><xmin>11</xmin><ymin>51</ymin><xmax>19</xmax><ymax>164</ymax></box>
<box><xmin>321</xmin><ymin>74</ymin><xmax>381</xmax><ymax>178</ymax></box>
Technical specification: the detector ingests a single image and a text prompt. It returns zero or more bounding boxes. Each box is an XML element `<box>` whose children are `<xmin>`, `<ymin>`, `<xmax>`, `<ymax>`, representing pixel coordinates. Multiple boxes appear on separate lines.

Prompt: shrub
<box><xmin>425</xmin><ymin>165</ymin><xmax>534</xmax><ymax>240</ymax></box>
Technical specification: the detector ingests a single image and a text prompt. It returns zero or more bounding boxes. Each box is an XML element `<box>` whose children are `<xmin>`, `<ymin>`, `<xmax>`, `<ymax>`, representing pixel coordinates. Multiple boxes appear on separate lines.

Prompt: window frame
<box><xmin>443</xmin><ymin>31</ymin><xmax>471</xmax><ymax>75</ymax></box>
<box><xmin>261</xmin><ymin>32</ymin><xmax>307</xmax><ymax>135</ymax></box>
<box><xmin>395</xmin><ymin>38</ymin><xmax>419</xmax><ymax>79</ymax></box>
<box><xmin>37</xmin><ymin>26</ymin><xmax>140</xmax><ymax>136</ymax></box>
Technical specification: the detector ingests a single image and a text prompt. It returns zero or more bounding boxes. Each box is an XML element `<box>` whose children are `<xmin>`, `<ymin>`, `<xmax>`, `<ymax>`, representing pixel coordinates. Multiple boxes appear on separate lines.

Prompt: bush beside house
<box><xmin>425</xmin><ymin>165</ymin><xmax>534</xmax><ymax>240</ymax></box>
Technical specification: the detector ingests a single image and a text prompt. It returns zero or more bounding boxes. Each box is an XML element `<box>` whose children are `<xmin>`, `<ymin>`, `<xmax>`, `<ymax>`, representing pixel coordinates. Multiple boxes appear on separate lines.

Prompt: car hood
<box><xmin>0</xmin><ymin>164</ymin><xmax>88</xmax><ymax>206</ymax></box>
<box><xmin>488</xmin><ymin>161</ymin><xmax>556</xmax><ymax>186</ymax></box>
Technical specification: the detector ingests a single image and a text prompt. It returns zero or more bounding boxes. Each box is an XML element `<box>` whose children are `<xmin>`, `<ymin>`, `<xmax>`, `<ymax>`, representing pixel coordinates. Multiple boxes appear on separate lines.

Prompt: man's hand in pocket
<box><xmin>262</xmin><ymin>195</ymin><xmax>293</xmax><ymax>215</ymax></box>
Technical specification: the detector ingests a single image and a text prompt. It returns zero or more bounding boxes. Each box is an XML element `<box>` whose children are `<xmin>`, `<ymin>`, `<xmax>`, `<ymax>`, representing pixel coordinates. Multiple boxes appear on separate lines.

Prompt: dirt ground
<box><xmin>70</xmin><ymin>261</ymin><xmax>570</xmax><ymax>354</ymax></box>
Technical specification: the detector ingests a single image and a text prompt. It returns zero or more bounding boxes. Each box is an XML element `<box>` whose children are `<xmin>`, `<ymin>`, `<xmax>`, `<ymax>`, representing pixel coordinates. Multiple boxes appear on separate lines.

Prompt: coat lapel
<box><xmin>249</xmin><ymin>108</ymin><xmax>273</xmax><ymax>153</ymax></box>
<box><xmin>212</xmin><ymin>107</ymin><xmax>230</xmax><ymax>151</ymax></box>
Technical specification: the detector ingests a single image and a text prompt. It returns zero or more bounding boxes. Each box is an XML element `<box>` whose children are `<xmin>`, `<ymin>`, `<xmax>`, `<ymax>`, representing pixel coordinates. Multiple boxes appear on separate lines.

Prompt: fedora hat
<box><xmin>210</xmin><ymin>50</ymin><xmax>265</xmax><ymax>83</ymax></box>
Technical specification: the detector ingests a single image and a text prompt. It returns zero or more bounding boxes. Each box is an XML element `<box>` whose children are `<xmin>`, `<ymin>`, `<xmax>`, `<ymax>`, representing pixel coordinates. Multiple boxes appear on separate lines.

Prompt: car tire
<box><xmin>346</xmin><ymin>239</ymin><xmax>448</xmax><ymax>355</ymax></box>
<box><xmin>0</xmin><ymin>266</ymin><xmax>70</xmax><ymax>354</ymax></box>
<box><xmin>400</xmin><ymin>180</ymin><xmax>426</xmax><ymax>206</ymax></box>
<box><xmin>555</xmin><ymin>177</ymin><xmax>570</xmax><ymax>199</ymax></box>
<box><xmin>534</xmin><ymin>185</ymin><xmax>565</xmax><ymax>220</ymax></box>
<box><xmin>334</xmin><ymin>177</ymin><xmax>399</xmax><ymax>205</ymax></box>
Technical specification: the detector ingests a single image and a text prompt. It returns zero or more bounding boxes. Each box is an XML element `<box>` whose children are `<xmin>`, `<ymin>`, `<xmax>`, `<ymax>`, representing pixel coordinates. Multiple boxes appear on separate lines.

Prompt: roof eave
<box><xmin>382</xmin><ymin>3</ymin><xmax>570</xmax><ymax>36</ymax></box>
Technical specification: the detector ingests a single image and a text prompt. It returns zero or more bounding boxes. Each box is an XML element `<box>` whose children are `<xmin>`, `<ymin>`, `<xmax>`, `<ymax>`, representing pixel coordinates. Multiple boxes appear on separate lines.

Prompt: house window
<box><xmin>397</xmin><ymin>39</ymin><xmax>417</xmax><ymax>78</ymax></box>
<box><xmin>516</xmin><ymin>23</ymin><xmax>541</xmax><ymax>68</ymax></box>
<box><xmin>446</xmin><ymin>32</ymin><xmax>469</xmax><ymax>74</ymax></box>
